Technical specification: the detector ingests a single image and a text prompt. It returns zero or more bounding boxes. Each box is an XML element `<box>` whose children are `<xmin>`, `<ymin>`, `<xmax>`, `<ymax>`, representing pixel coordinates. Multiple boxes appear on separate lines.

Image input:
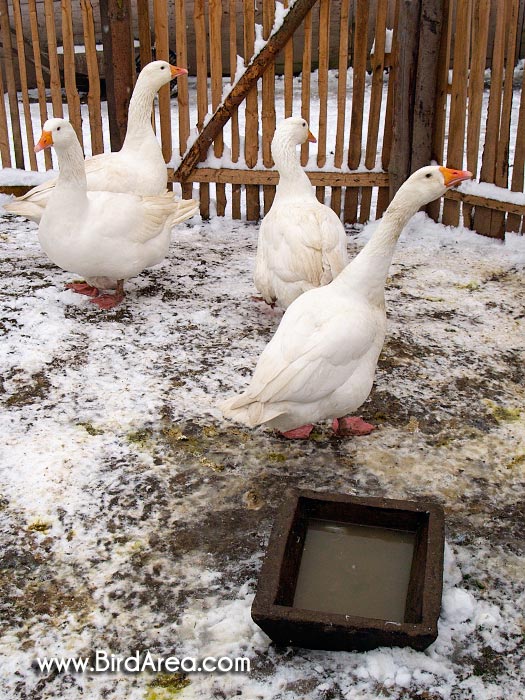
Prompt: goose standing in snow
<box><xmin>4</xmin><ymin>61</ymin><xmax>188</xmax><ymax>222</ymax></box>
<box><xmin>254</xmin><ymin>117</ymin><xmax>349</xmax><ymax>309</ymax></box>
<box><xmin>34</xmin><ymin>118</ymin><xmax>198</xmax><ymax>309</ymax></box>
<box><xmin>222</xmin><ymin>165</ymin><xmax>472</xmax><ymax>438</ymax></box>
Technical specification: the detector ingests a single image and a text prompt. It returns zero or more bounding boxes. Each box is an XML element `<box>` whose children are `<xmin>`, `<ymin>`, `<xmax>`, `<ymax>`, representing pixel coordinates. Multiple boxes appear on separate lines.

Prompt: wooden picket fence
<box><xmin>0</xmin><ymin>0</ymin><xmax>524</xmax><ymax>238</ymax></box>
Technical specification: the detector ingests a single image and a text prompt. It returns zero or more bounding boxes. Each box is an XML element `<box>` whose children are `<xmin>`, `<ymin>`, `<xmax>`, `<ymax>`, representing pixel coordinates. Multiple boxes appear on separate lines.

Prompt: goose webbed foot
<box><xmin>65</xmin><ymin>281</ymin><xmax>100</xmax><ymax>297</ymax></box>
<box><xmin>279</xmin><ymin>424</ymin><xmax>314</xmax><ymax>439</ymax></box>
<box><xmin>251</xmin><ymin>295</ymin><xmax>276</xmax><ymax>309</ymax></box>
<box><xmin>90</xmin><ymin>280</ymin><xmax>125</xmax><ymax>310</ymax></box>
<box><xmin>332</xmin><ymin>416</ymin><xmax>376</xmax><ymax>436</ymax></box>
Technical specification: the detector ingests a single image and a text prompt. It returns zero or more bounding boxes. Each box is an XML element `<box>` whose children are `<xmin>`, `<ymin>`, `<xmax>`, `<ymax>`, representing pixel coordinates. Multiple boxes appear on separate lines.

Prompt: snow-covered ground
<box><xmin>0</xmin><ymin>197</ymin><xmax>524</xmax><ymax>698</ymax></box>
<box><xmin>1</xmin><ymin>46</ymin><xmax>525</xmax><ymax>700</ymax></box>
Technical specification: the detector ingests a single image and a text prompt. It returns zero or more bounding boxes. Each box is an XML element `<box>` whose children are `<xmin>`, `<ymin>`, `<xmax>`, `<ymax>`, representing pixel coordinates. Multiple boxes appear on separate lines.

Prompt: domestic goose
<box><xmin>254</xmin><ymin>117</ymin><xmax>349</xmax><ymax>309</ymax></box>
<box><xmin>4</xmin><ymin>61</ymin><xmax>187</xmax><ymax>222</ymax></box>
<box><xmin>222</xmin><ymin>165</ymin><xmax>472</xmax><ymax>438</ymax></box>
<box><xmin>34</xmin><ymin>118</ymin><xmax>198</xmax><ymax>309</ymax></box>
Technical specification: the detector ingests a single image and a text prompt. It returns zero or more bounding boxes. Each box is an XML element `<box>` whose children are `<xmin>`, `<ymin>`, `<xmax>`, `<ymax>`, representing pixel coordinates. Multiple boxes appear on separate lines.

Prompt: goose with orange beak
<box><xmin>253</xmin><ymin>116</ymin><xmax>349</xmax><ymax>309</ymax></box>
<box><xmin>33</xmin><ymin>118</ymin><xmax>198</xmax><ymax>309</ymax></box>
<box><xmin>222</xmin><ymin>165</ymin><xmax>472</xmax><ymax>439</ymax></box>
<box><xmin>4</xmin><ymin>60</ymin><xmax>192</xmax><ymax>227</ymax></box>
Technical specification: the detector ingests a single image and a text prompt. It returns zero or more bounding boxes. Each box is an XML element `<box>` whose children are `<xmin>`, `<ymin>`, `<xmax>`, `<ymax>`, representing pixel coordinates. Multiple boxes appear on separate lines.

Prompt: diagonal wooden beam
<box><xmin>175</xmin><ymin>0</ymin><xmax>319</xmax><ymax>182</ymax></box>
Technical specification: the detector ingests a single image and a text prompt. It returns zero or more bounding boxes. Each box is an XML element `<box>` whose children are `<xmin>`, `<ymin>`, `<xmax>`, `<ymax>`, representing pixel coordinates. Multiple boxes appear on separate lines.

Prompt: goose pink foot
<box><xmin>332</xmin><ymin>416</ymin><xmax>376</xmax><ymax>436</ymax></box>
<box><xmin>280</xmin><ymin>424</ymin><xmax>314</xmax><ymax>439</ymax></box>
<box><xmin>65</xmin><ymin>281</ymin><xmax>100</xmax><ymax>297</ymax></box>
<box><xmin>90</xmin><ymin>293</ymin><xmax>124</xmax><ymax>310</ymax></box>
<box><xmin>251</xmin><ymin>295</ymin><xmax>276</xmax><ymax>309</ymax></box>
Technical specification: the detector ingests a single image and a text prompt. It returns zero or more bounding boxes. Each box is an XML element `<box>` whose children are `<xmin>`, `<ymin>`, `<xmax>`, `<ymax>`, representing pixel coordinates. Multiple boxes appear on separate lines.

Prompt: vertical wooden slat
<box><xmin>244</xmin><ymin>0</ymin><xmax>260</xmax><ymax>220</ymax></box>
<box><xmin>262</xmin><ymin>0</ymin><xmax>276</xmax><ymax>214</ymax></box>
<box><xmin>344</xmin><ymin>0</ymin><xmax>369</xmax><ymax>223</ymax></box>
<box><xmin>12</xmin><ymin>0</ymin><xmax>37</xmax><ymax>169</ymax></box>
<box><xmin>330</xmin><ymin>0</ymin><xmax>350</xmax><ymax>216</ymax></box>
<box><xmin>487</xmin><ymin>0</ymin><xmax>519</xmax><ymax>235</ymax></box>
<box><xmin>376</xmin><ymin>0</ymin><xmax>400</xmax><ymax>217</ymax></box>
<box><xmin>495</xmin><ymin>0</ymin><xmax>519</xmax><ymax>187</ymax></box>
<box><xmin>316</xmin><ymin>0</ymin><xmax>330</xmax><ymax>204</ymax></box>
<box><xmin>175</xmin><ymin>0</ymin><xmax>192</xmax><ymax>199</ymax></box>
<box><xmin>229</xmin><ymin>0</ymin><xmax>241</xmax><ymax>219</ymax></box>
<box><xmin>300</xmin><ymin>8</ymin><xmax>312</xmax><ymax>167</ymax></box>
<box><xmin>153</xmin><ymin>0</ymin><xmax>172</xmax><ymax>162</ymax></box>
<box><xmin>81</xmin><ymin>0</ymin><xmax>104</xmax><ymax>156</ymax></box>
<box><xmin>464</xmin><ymin>0</ymin><xmax>491</xmax><ymax>227</ymax></box>
<box><xmin>61</xmin><ymin>0</ymin><xmax>83</xmax><ymax>148</ymax></box>
<box><xmin>0</xmin><ymin>53</ymin><xmax>11</xmax><ymax>167</ymax></box>
<box><xmin>43</xmin><ymin>0</ymin><xmax>64</xmax><ymax>120</ymax></box>
<box><xmin>506</xmin><ymin>59</ymin><xmax>525</xmax><ymax>232</ymax></box>
<box><xmin>283</xmin><ymin>0</ymin><xmax>294</xmax><ymax>118</ymax></box>
<box><xmin>0</xmin><ymin>0</ymin><xmax>24</xmax><ymax>167</ymax></box>
<box><xmin>210</xmin><ymin>0</ymin><xmax>226</xmax><ymax>215</ymax></box>
<box><xmin>27</xmin><ymin>0</ymin><xmax>51</xmax><ymax>169</ymax></box>
<box><xmin>442</xmin><ymin>0</ymin><xmax>472</xmax><ymax>227</ymax></box>
<box><xmin>137</xmin><ymin>0</ymin><xmax>153</xmax><ymax>71</ymax></box>
<box><xmin>194</xmin><ymin>0</ymin><xmax>209</xmax><ymax>218</ymax></box>
<box><xmin>360</xmin><ymin>0</ymin><xmax>388</xmax><ymax>223</ymax></box>
<box><xmin>473</xmin><ymin>0</ymin><xmax>506</xmax><ymax>237</ymax></box>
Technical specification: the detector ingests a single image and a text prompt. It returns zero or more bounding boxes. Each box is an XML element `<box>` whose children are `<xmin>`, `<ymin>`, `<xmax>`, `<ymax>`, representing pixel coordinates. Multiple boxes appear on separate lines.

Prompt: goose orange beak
<box><xmin>34</xmin><ymin>130</ymin><xmax>53</xmax><ymax>153</ymax></box>
<box><xmin>439</xmin><ymin>166</ymin><xmax>472</xmax><ymax>187</ymax></box>
<box><xmin>307</xmin><ymin>130</ymin><xmax>317</xmax><ymax>143</ymax></box>
<box><xmin>170</xmin><ymin>64</ymin><xmax>188</xmax><ymax>79</ymax></box>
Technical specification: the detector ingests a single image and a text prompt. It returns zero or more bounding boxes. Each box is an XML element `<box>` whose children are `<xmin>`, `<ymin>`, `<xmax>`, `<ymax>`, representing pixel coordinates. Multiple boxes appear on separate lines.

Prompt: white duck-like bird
<box><xmin>4</xmin><ymin>60</ymin><xmax>187</xmax><ymax>222</ymax></box>
<box><xmin>222</xmin><ymin>165</ymin><xmax>472</xmax><ymax>438</ymax></box>
<box><xmin>34</xmin><ymin>118</ymin><xmax>198</xmax><ymax>309</ymax></box>
<box><xmin>254</xmin><ymin>117</ymin><xmax>349</xmax><ymax>309</ymax></box>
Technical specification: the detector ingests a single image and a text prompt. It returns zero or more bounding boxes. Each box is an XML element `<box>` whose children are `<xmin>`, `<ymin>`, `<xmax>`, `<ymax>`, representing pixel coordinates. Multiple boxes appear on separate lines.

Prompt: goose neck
<box><xmin>54</xmin><ymin>138</ymin><xmax>88</xmax><ymax>194</ymax></box>
<box><xmin>122</xmin><ymin>81</ymin><xmax>156</xmax><ymax>148</ymax></box>
<box><xmin>272</xmin><ymin>138</ymin><xmax>312</xmax><ymax>194</ymax></box>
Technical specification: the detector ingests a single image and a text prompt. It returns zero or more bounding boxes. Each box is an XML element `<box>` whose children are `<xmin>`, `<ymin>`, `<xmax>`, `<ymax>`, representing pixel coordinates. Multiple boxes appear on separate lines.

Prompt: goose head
<box><xmin>395</xmin><ymin>165</ymin><xmax>472</xmax><ymax>210</ymax></box>
<box><xmin>34</xmin><ymin>118</ymin><xmax>78</xmax><ymax>153</ymax></box>
<box><xmin>272</xmin><ymin>116</ymin><xmax>317</xmax><ymax>151</ymax></box>
<box><xmin>135</xmin><ymin>60</ymin><xmax>188</xmax><ymax>92</ymax></box>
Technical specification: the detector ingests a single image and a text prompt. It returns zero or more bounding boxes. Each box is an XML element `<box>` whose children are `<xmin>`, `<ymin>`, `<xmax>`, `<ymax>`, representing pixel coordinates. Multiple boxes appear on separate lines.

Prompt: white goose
<box><xmin>222</xmin><ymin>165</ymin><xmax>472</xmax><ymax>438</ymax></box>
<box><xmin>4</xmin><ymin>61</ymin><xmax>187</xmax><ymax>222</ymax></box>
<box><xmin>34</xmin><ymin>118</ymin><xmax>198</xmax><ymax>309</ymax></box>
<box><xmin>254</xmin><ymin>117</ymin><xmax>349</xmax><ymax>309</ymax></box>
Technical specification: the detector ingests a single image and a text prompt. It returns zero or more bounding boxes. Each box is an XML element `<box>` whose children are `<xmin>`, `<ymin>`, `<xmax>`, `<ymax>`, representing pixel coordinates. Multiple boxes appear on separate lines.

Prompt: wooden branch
<box><xmin>175</xmin><ymin>0</ymin><xmax>319</xmax><ymax>182</ymax></box>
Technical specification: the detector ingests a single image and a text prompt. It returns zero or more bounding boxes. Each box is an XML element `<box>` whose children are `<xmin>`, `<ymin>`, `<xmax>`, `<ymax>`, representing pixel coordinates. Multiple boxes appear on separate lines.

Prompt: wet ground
<box><xmin>0</xmin><ymin>211</ymin><xmax>524</xmax><ymax>699</ymax></box>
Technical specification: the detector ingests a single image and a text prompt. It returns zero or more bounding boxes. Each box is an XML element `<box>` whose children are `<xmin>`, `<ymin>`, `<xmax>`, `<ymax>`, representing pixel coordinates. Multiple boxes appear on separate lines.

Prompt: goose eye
<box><xmin>425</xmin><ymin>173</ymin><xmax>432</xmax><ymax>178</ymax></box>
<box><xmin>302</xmin><ymin>122</ymin><xmax>306</xmax><ymax>127</ymax></box>
<box><xmin>161</xmin><ymin>66</ymin><xmax>165</xmax><ymax>69</ymax></box>
<box><xmin>57</xmin><ymin>127</ymin><xmax>61</xmax><ymax>131</ymax></box>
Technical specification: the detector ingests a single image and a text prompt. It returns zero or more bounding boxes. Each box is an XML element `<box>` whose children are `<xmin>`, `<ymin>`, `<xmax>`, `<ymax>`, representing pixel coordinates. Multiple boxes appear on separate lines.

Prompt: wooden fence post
<box><xmin>390</xmin><ymin>0</ymin><xmax>443</xmax><ymax>198</ymax></box>
<box><xmin>99</xmin><ymin>0</ymin><xmax>135</xmax><ymax>151</ymax></box>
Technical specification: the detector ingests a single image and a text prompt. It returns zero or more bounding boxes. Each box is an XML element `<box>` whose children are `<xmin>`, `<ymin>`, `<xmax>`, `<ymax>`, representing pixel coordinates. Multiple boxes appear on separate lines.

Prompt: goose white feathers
<box><xmin>254</xmin><ymin>117</ymin><xmax>349</xmax><ymax>309</ymax></box>
<box><xmin>222</xmin><ymin>165</ymin><xmax>473</xmax><ymax>436</ymax></box>
<box><xmin>34</xmin><ymin>118</ymin><xmax>198</xmax><ymax>309</ymax></box>
<box><xmin>4</xmin><ymin>61</ymin><xmax>187</xmax><ymax>222</ymax></box>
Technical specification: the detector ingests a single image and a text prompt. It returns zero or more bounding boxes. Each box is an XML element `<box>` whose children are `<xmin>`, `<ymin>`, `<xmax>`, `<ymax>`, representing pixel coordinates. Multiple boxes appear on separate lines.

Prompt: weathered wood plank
<box><xmin>194</xmin><ymin>0</ymin><xmax>209</xmax><ymax>218</ymax></box>
<box><xmin>80</xmin><ymin>0</ymin><xmax>103</xmax><ymax>156</ymax></box>
<box><xmin>170</xmin><ymin>168</ymin><xmax>390</xmax><ymax>187</ymax></box>
<box><xmin>28</xmin><ymin>0</ymin><xmax>51</xmax><ymax>169</ymax></box>
<box><xmin>344</xmin><ymin>0</ymin><xmax>369</xmax><ymax>222</ymax></box>
<box><xmin>43</xmin><ymin>0</ymin><xmax>64</xmax><ymax>120</ymax></box>
<box><xmin>360</xmin><ymin>0</ymin><xmax>387</xmax><ymax>223</ymax></box>
<box><xmin>330</xmin><ymin>0</ymin><xmax>350</xmax><ymax>216</ymax></box>
<box><xmin>300</xmin><ymin>7</ymin><xmax>313</xmax><ymax>167</ymax></box>
<box><xmin>210</xmin><ymin>0</ymin><xmax>226</xmax><ymax>215</ymax></box>
<box><xmin>229</xmin><ymin>0</ymin><xmax>241</xmax><ymax>219</ymax></box>
<box><xmin>316</xmin><ymin>0</ymin><xmax>330</xmax><ymax>204</ymax></box>
<box><xmin>442</xmin><ymin>0</ymin><xmax>471</xmax><ymax>227</ymax></box>
<box><xmin>244</xmin><ymin>0</ymin><xmax>260</xmax><ymax>220</ymax></box>
<box><xmin>174</xmin><ymin>0</ymin><xmax>192</xmax><ymax>199</ymax></box>
<box><xmin>262</xmin><ymin>0</ymin><xmax>276</xmax><ymax>214</ymax></box>
<box><xmin>153</xmin><ymin>0</ymin><xmax>171</xmax><ymax>162</ymax></box>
